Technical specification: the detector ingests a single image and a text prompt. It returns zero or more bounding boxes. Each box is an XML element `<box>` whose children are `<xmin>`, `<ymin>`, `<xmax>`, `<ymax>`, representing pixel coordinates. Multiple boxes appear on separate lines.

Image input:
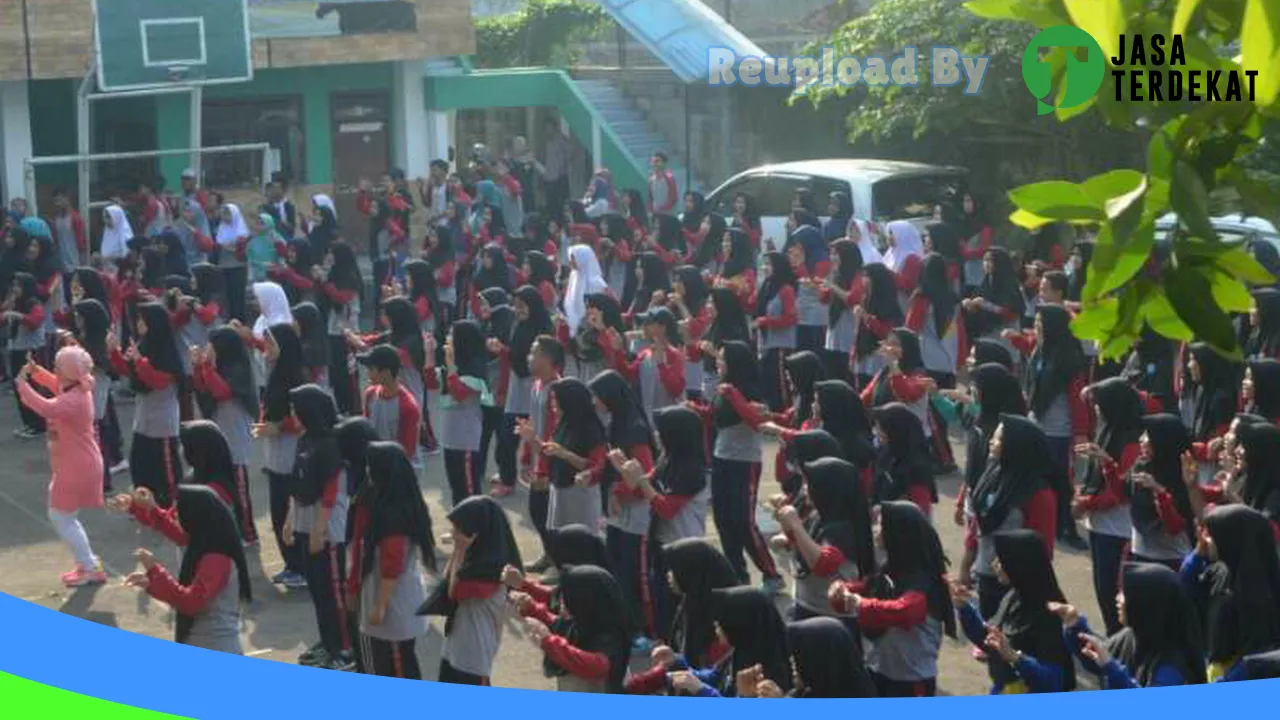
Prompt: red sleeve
<box><xmin>145</xmin><ymin>554</ymin><xmax>232</xmax><ymax>616</ymax></box>
<box><xmin>625</xmin><ymin>665</ymin><xmax>669</xmax><ymax>695</ymax></box>
<box><xmin>108</xmin><ymin>348</ymin><xmax>130</xmax><ymax>377</ymax></box>
<box><xmin>397</xmin><ymin>389</ymin><xmax>421</xmax><ymax>456</ymax></box>
<box><xmin>377</xmin><ymin>535</ymin><xmax>409</xmax><ymax>579</ymax></box>
<box><xmin>499</xmin><ymin>174</ymin><xmax>523</xmax><ymax>198</ymax></box>
<box><xmin>322</xmin><ymin>282</ymin><xmax>357</xmax><ymax>306</ymax></box>
<box><xmin>1068</xmin><ymin>374</ymin><xmax>1090</xmax><ymax>437</ymax></box>
<box><xmin>19</xmin><ymin>304</ymin><xmax>45</xmax><ymax>330</ymax></box>
<box><xmin>631</xmin><ymin>444</ymin><xmax>656</xmax><ymax>473</ymax></box>
<box><xmin>904</xmin><ymin>295</ymin><xmax>929</xmax><ymax>333</ymax></box>
<box><xmin>1009</xmin><ymin>332</ymin><xmax>1037</xmax><ymax>357</ymax></box>
<box><xmin>169</xmin><ymin>305</ymin><xmax>192</xmax><ymax>329</ymax></box>
<box><xmin>387</xmin><ymin>195</ymin><xmax>410</xmax><ymax>213</ymax></box>
<box><xmin>888</xmin><ymin>373</ymin><xmax>928</xmax><ymax>404</ymax></box>
<box><xmin>1022</xmin><ymin>487</ymin><xmax>1059</xmax><ymax>555</ymax></box>
<box><xmin>521</xmin><ymin>600</ymin><xmax>558</xmax><ymax>626</ymax></box>
<box><xmin>756</xmin><ymin>285</ymin><xmax>798</xmax><ymax>330</ymax></box>
<box><xmin>130</xmin><ymin>503</ymin><xmax>189</xmax><ymax>546</ymax></box>
<box><xmin>320</xmin><ymin>471</ymin><xmax>340</xmax><ymax>510</ymax></box>
<box><xmin>863</xmin><ymin>314</ymin><xmax>894</xmax><ymax>339</ymax></box>
<box><xmin>133</xmin><ymin>356</ymin><xmax>175</xmax><ymax>391</ymax></box>
<box><xmin>445</xmin><ymin>372</ymin><xmax>474</xmax><ymax>401</ymax></box>
<box><xmin>895</xmin><ymin>256</ymin><xmax>922</xmax><ymax>292</ymax></box>
<box><xmin>452</xmin><ymin>579</ymin><xmax>501</xmax><ymax>602</ymax></box>
<box><xmin>810</xmin><ymin>545</ymin><xmax>847</xmax><ymax>577</ymax></box>
<box><xmin>1153</xmin><ymin>489</ymin><xmax>1187</xmax><ymax>536</ymax></box>
<box><xmin>278</xmin><ymin>267</ymin><xmax>314</xmax><ymax>292</ymax></box>
<box><xmin>194</xmin><ymin>303</ymin><xmax>220</xmax><ymax>325</ymax></box>
<box><xmin>859</xmin><ymin>374</ymin><xmax>878</xmax><ymax>408</ymax></box>
<box><xmin>1050</xmin><ymin>245</ymin><xmax>1065</xmax><ymax>270</ymax></box>
<box><xmin>542</xmin><ymin>635</ymin><xmax>611</xmax><ymax>680</ymax></box>
<box><xmin>856</xmin><ymin>590</ymin><xmax>929</xmax><ymax>630</ymax></box>
<box><xmin>662</xmin><ymin>175</ymin><xmax>679</xmax><ymax>212</ymax></box>
<box><xmin>613</xmin><ymin>239</ymin><xmax>633</xmax><ymax>264</ymax></box>
<box><xmin>1078</xmin><ymin>443</ymin><xmax>1138</xmax><ymax>513</ymax></box>
<box><xmin>721</xmin><ymin>385</ymin><xmax>768</xmax><ymax>429</ymax></box>
<box><xmin>960</xmin><ymin>227</ymin><xmax>993</xmax><ymax>261</ymax></box>
<box><xmin>601</xmin><ymin>330</ymin><xmax>639</xmax><ymax>383</ymax></box>
<box><xmin>651</xmin><ymin>491</ymin><xmax>694</xmax><ymax>521</ymax></box>
<box><xmin>193</xmin><ymin>362</ymin><xmax>234</xmax><ymax>402</ymax></box>
<box><xmin>72</xmin><ymin>212</ymin><xmax>88</xmax><ymax>252</ymax></box>
<box><xmin>413</xmin><ymin>296</ymin><xmax>431</xmax><ymax>323</ymax></box>
<box><xmin>656</xmin><ymin>347</ymin><xmax>685</xmax><ymax>399</ymax></box>
<box><xmin>195</xmin><ymin>232</ymin><xmax>217</xmax><ymax>253</ymax></box>
<box><xmin>539</xmin><ymin>281</ymin><xmax>556</xmax><ymax>310</ymax></box>
<box><xmin>357</xmin><ymin>191</ymin><xmax>374</xmax><ymax>218</ymax></box>
<box><xmin>575</xmin><ymin>446</ymin><xmax>608</xmax><ymax>487</ymax></box>
<box><xmin>279</xmin><ymin>416</ymin><xmax>302</xmax><ymax>435</ymax></box>
<box><xmin>518</xmin><ymin>579</ymin><xmax>554</xmax><ymax>605</ymax></box>
<box><xmin>436</xmin><ymin>261</ymin><xmax>456</xmax><ymax>290</ymax></box>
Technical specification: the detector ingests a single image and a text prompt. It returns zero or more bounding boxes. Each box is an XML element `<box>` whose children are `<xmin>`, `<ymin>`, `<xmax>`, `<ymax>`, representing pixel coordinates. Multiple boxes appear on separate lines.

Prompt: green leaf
<box><xmin>1242</xmin><ymin>0</ymin><xmax>1280</xmax><ymax>106</ymax></box>
<box><xmin>1142</xmin><ymin>289</ymin><xmax>1195</xmax><ymax>341</ymax></box>
<box><xmin>1216</xmin><ymin>247</ymin><xmax>1277</xmax><ymax>285</ymax></box>
<box><xmin>1070</xmin><ymin>297</ymin><xmax>1120</xmax><ymax>341</ymax></box>
<box><xmin>964</xmin><ymin>0</ymin><xmax>1067</xmax><ymax>25</ymax></box>
<box><xmin>1082</xmin><ymin>224</ymin><xmax>1118</xmax><ymax>302</ymax></box>
<box><xmin>1147</xmin><ymin>129</ymin><xmax>1175</xmax><ymax>182</ymax></box>
<box><xmin>1203</xmin><ymin>266</ymin><xmax>1254</xmax><ymax>312</ymax></box>
<box><xmin>1064</xmin><ymin>0</ymin><xmax>1125</xmax><ymax>62</ymax></box>
<box><xmin>1173</xmin><ymin>0</ymin><xmax>1206</xmax><ymax>35</ymax></box>
<box><xmin>1096</xmin><ymin>221</ymin><xmax>1156</xmax><ymax>297</ymax></box>
<box><xmin>1171</xmin><ymin>161</ymin><xmax>1217</xmax><ymax>240</ymax></box>
<box><xmin>1010</xmin><ymin>208</ymin><xmax>1056</xmax><ymax>230</ymax></box>
<box><xmin>1082</xmin><ymin>169</ymin><xmax>1145</xmax><ymax>205</ymax></box>
<box><xmin>1008</xmin><ymin>181</ymin><xmax>1106</xmax><ymax>221</ymax></box>
<box><xmin>1165</xmin><ymin>265</ymin><xmax>1241</xmax><ymax>356</ymax></box>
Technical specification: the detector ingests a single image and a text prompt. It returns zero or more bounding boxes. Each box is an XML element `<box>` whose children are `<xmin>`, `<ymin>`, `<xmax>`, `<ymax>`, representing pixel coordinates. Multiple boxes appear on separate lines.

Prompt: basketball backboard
<box><xmin>93</xmin><ymin>0</ymin><xmax>253</xmax><ymax>92</ymax></box>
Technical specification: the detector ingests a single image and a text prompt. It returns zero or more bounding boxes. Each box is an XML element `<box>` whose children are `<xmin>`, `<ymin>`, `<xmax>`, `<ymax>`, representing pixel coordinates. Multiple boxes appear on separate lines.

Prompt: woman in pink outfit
<box><xmin>17</xmin><ymin>345</ymin><xmax>107</xmax><ymax>587</ymax></box>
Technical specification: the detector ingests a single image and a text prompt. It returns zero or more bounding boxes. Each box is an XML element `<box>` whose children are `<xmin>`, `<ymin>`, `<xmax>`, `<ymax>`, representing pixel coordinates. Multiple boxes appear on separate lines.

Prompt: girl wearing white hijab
<box><xmin>100</xmin><ymin>205</ymin><xmax>134</xmax><ymax>264</ymax></box>
<box><xmin>564</xmin><ymin>244</ymin><xmax>609</xmax><ymax>336</ymax></box>
<box><xmin>311</xmin><ymin>194</ymin><xmax>337</xmax><ymax>223</ymax></box>
<box><xmin>216</xmin><ymin>204</ymin><xmax>251</xmax><ymax>321</ymax></box>
<box><xmin>845</xmin><ymin>217</ymin><xmax>884</xmax><ymax>266</ymax></box>
<box><xmin>250</xmin><ymin>282</ymin><xmax>293</xmax><ymax>391</ymax></box>
<box><xmin>884</xmin><ymin>220</ymin><xmax>925</xmax><ymax>311</ymax></box>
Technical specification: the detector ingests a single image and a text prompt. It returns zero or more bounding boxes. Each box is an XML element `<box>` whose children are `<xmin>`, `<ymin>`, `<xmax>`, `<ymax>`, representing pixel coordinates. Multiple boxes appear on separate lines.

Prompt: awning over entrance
<box><xmin>599</xmin><ymin>0</ymin><xmax>766</xmax><ymax>83</ymax></box>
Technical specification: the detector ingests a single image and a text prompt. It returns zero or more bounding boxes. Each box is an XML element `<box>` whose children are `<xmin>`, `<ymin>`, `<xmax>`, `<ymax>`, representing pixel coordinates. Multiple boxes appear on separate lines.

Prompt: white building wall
<box><xmin>0</xmin><ymin>81</ymin><xmax>34</xmax><ymax>205</ymax></box>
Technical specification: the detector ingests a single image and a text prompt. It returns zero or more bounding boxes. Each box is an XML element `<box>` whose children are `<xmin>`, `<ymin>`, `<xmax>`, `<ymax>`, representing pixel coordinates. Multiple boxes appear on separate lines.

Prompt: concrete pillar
<box><xmin>391</xmin><ymin>60</ymin><xmax>428</xmax><ymax>179</ymax></box>
<box><xmin>424</xmin><ymin>110</ymin><xmax>452</xmax><ymax>167</ymax></box>
<box><xmin>0</xmin><ymin>81</ymin><xmax>34</xmax><ymax>206</ymax></box>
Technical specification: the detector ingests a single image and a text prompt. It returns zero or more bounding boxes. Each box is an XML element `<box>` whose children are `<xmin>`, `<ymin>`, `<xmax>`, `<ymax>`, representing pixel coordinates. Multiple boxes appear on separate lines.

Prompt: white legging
<box><xmin>49</xmin><ymin>508</ymin><xmax>99</xmax><ymax>570</ymax></box>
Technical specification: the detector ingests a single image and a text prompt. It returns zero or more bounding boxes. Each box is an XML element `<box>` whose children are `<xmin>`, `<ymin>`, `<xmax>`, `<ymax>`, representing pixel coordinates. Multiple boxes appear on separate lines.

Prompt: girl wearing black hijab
<box><xmin>811</xmin><ymin>379</ymin><xmax>876</xmax><ymax>472</ymax></box>
<box><xmin>831</xmin><ymin>500</ymin><xmax>954</xmax><ymax>697</ymax></box>
<box><xmin>425</xmin><ymin>319</ymin><xmax>491</xmax><ymax>506</ymax></box>
<box><xmin>402</xmin><ymin>258</ymin><xmax>438</xmax><ymax>339</ymax></box>
<box><xmin>1056</xmin><ymin>562</ymin><xmax>1205</xmax><ymax>688</ymax></box>
<box><xmin>590</xmin><ymin>369</ymin><xmax>658</xmax><ymax>637</ymax></box>
<box><xmin>439</xmin><ymin>495</ymin><xmax>522</xmax><ymax>685</ymax></box>
<box><xmin>963</xmin><ymin>247</ymin><xmax>1025</xmax><ymax>355</ymax></box>
<box><xmin>690</xmin><ymin>212</ymin><xmax>727</xmax><ymax>274</ymax></box>
<box><xmin>907</xmin><ymin>252</ymin><xmax>962</xmax><ymax>471</ymax></box>
<box><xmin>321</xmin><ymin>242</ymin><xmax>363</xmax><ymax>414</ymax></box>
<box><xmin>955</xmin><ymin>528</ymin><xmax>1075</xmax><ymax>693</ymax></box>
<box><xmin>524</xmin><ymin>564</ymin><xmax>635</xmax><ymax>693</ymax></box>
<box><xmin>1074</xmin><ymin>377</ymin><xmax>1144</xmax><ymax>635</ymax></box>
<box><xmin>670</xmin><ymin>265</ymin><xmax>710</xmax><ymax>399</ymax></box>
<box><xmin>871</xmin><ymin>402</ymin><xmax>935</xmax><ymax>516</ymax></box>
<box><xmin>1235</xmin><ymin>421</ymin><xmax>1280</xmax><ymax>531</ymax></box>
<box><xmin>823</xmin><ymin>191</ymin><xmax>853</xmax><ymax>243</ymax></box>
<box><xmin>649</xmin><ymin>214</ymin><xmax>687</xmax><ymax>267</ymax></box>
<box><xmin>782</xmin><ymin>617</ymin><xmax>876</xmax><ymax>698</ymax></box>
<box><xmin>270</xmin><ymin>238</ymin><xmax>317</xmax><ymax>306</ymax></box>
<box><xmin>72</xmin><ymin>299</ymin><xmax>121</xmax><ymax>490</ymax></box>
<box><xmin>647</xmin><ymin>538</ymin><xmax>739</xmax><ymax>683</ymax></box>
<box><xmin>292</xmin><ymin>301</ymin><xmax>330</xmax><ymax>390</ymax></box>
<box><xmin>923</xmin><ymin>222</ymin><xmax>963</xmax><ymax>283</ymax></box>
<box><xmin>1244</xmin><ymin>358</ymin><xmax>1280</xmax><ymax>421</ymax></box>
<box><xmin>1024</xmin><ymin>304</ymin><xmax>1089</xmax><ymax>550</ymax></box>
<box><xmin>777</xmin><ymin>350</ymin><xmax>825</xmax><ymax>433</ymax></box>
<box><xmin>1128</xmin><ymin>414</ymin><xmax>1197</xmax><ymax>568</ymax></box>
<box><xmin>713</xmin><ymin>226</ymin><xmax>755</xmax><ymax>309</ymax></box>
<box><xmin>821</xmin><ymin>238</ymin><xmax>864</xmax><ymax>383</ymax></box>
<box><xmin>259</xmin><ymin>323</ymin><xmax>307</xmax><ymax>585</ymax></box>
<box><xmin>960</xmin><ymin>363</ymin><xmax>1027</xmax><ymax>505</ymax></box>
<box><xmin>755</xmin><ymin>251</ymin><xmax>799</xmax><ymax>412</ymax></box>
<box><xmin>571</xmin><ymin>292</ymin><xmax>624</xmax><ymax>382</ymax></box>
<box><xmin>1180</xmin><ymin>342</ymin><xmax>1241</xmax><ymax>444</ymax></box>
<box><xmin>544</xmin><ymin>377</ymin><xmax>608</xmax><ymax>531</ymax></box>
<box><xmin>122</xmin><ymin>484</ymin><xmax>251</xmax><ymax>654</ymax></box>
<box><xmin>627</xmin><ymin>252</ymin><xmax>671</xmax><ymax>321</ymax></box>
<box><xmin>694</xmin><ymin>286</ymin><xmax>750</xmax><ymax>398</ymax></box>
<box><xmin>775</xmin><ymin>457</ymin><xmax>875</xmax><ymax>630</ymax></box>
<box><xmin>1183</xmin><ymin>504</ymin><xmax>1280</xmax><ymax>681</ymax></box>
<box><xmin>862</xmin><ymin>328</ymin><xmax>941</xmax><ymax>471</ymax></box>
<box><xmin>1247</xmin><ymin>288</ymin><xmax>1280</xmax><ymax>360</ymax></box>
<box><xmin>287</xmin><ymin>384</ymin><xmax>350</xmax><ymax>670</ymax></box>
<box><xmin>350</xmin><ymin>441</ymin><xmax>435</xmax><ymax>679</ymax></box>
<box><xmin>853</xmin><ymin>263</ymin><xmax>905</xmax><ymax>386</ymax></box>
<box><xmin>675</xmin><ymin>586</ymin><xmax>792</xmax><ymax>696</ymax></box>
<box><xmin>508</xmin><ymin>523</ymin><xmax>613</xmax><ymax>614</ymax></box>
<box><xmin>1124</xmin><ymin>325</ymin><xmax>1178</xmax><ymax>412</ymax></box>
<box><xmin>110</xmin><ymin>301</ymin><xmax>184</xmax><ymax>508</ymax></box>
<box><xmin>180</xmin><ymin>420</ymin><xmax>254</xmax><ymax>545</ymax></box>
<box><xmin>194</xmin><ymin>326</ymin><xmax>258</xmax><ymax>542</ymax></box>
<box><xmin>475</xmin><ymin>288</ymin><xmax>513</xmax><ymax>484</ymax></box>
<box><xmin>695</xmin><ymin>340</ymin><xmax>781</xmax><ymax>590</ymax></box>
<box><xmin>491</xmin><ymin>285</ymin><xmax>554</xmax><ymax>494</ymax></box>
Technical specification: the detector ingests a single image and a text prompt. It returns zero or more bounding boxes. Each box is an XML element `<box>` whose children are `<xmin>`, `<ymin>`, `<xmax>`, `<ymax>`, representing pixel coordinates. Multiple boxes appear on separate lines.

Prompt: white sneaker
<box><xmin>110</xmin><ymin>460</ymin><xmax>130</xmax><ymax>475</ymax></box>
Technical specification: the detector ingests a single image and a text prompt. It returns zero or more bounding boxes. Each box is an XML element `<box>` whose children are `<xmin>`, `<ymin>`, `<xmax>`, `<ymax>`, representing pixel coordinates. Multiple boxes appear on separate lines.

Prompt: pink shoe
<box><xmin>490</xmin><ymin>485</ymin><xmax>515</xmax><ymax>498</ymax></box>
<box><xmin>62</xmin><ymin>565</ymin><xmax>107</xmax><ymax>588</ymax></box>
<box><xmin>970</xmin><ymin>646</ymin><xmax>987</xmax><ymax>662</ymax></box>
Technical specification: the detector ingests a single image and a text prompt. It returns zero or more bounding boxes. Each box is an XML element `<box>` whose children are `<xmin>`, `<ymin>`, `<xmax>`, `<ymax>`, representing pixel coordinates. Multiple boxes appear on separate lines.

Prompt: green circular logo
<box><xmin>1022</xmin><ymin>25</ymin><xmax>1106</xmax><ymax>115</ymax></box>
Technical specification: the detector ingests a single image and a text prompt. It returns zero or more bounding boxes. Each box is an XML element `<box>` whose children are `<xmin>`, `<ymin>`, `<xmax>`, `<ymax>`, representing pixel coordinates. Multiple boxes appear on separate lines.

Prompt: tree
<box><xmin>474</xmin><ymin>0</ymin><xmax>611</xmax><ymax>69</ymax></box>
<box><xmin>792</xmin><ymin>0</ymin><xmax>1142</xmax><ymax>216</ymax></box>
<box><xmin>963</xmin><ymin>0</ymin><xmax>1279</xmax><ymax>359</ymax></box>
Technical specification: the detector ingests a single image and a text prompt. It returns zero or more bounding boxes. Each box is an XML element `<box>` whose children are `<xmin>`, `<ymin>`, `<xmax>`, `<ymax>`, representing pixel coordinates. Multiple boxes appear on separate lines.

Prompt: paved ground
<box><xmin>0</xmin><ymin>388</ymin><xmax>1105</xmax><ymax>694</ymax></box>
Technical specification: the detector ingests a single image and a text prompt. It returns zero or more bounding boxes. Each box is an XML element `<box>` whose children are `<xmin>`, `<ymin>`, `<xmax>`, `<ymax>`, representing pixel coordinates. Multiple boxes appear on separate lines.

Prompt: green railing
<box><xmin>426</xmin><ymin>67</ymin><xmax>647</xmax><ymax>191</ymax></box>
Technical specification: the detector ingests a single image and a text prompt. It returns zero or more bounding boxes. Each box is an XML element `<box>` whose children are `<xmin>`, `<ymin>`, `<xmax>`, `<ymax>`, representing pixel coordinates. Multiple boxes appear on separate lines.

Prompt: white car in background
<box><xmin>704</xmin><ymin>159</ymin><xmax>970</xmax><ymax>250</ymax></box>
<box><xmin>1155</xmin><ymin>212</ymin><xmax>1280</xmax><ymax>249</ymax></box>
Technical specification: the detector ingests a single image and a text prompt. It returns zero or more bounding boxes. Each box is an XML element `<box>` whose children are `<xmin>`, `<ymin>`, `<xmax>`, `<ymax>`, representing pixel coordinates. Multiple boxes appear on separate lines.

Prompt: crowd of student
<box><xmin>3</xmin><ymin>145</ymin><xmax>1280</xmax><ymax>696</ymax></box>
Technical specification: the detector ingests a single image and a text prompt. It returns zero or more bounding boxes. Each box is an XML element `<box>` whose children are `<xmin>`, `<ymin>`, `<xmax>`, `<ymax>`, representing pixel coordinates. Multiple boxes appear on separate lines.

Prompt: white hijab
<box><xmin>312</xmin><ymin>193</ymin><xmax>337</xmax><ymax>221</ymax></box>
<box><xmin>100</xmin><ymin>204</ymin><xmax>134</xmax><ymax>260</ymax></box>
<box><xmin>883</xmin><ymin>220</ymin><xmax>923</xmax><ymax>273</ymax></box>
<box><xmin>216</xmin><ymin>204</ymin><xmax>250</xmax><ymax>245</ymax></box>
<box><xmin>564</xmin><ymin>244</ymin><xmax>609</xmax><ymax>335</ymax></box>
<box><xmin>252</xmin><ymin>282</ymin><xmax>292</xmax><ymax>339</ymax></box>
<box><xmin>845</xmin><ymin>218</ymin><xmax>884</xmax><ymax>266</ymax></box>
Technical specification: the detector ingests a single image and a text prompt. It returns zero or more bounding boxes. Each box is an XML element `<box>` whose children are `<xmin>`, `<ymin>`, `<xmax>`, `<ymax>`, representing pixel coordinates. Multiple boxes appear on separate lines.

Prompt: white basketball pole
<box><xmin>77</xmin><ymin>59</ymin><xmax>96</xmax><ymax>264</ymax></box>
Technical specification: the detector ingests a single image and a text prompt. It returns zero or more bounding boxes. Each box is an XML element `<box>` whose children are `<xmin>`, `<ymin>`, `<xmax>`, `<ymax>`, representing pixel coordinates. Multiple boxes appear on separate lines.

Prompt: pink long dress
<box><xmin>17</xmin><ymin>367</ymin><xmax>105</xmax><ymax>513</ymax></box>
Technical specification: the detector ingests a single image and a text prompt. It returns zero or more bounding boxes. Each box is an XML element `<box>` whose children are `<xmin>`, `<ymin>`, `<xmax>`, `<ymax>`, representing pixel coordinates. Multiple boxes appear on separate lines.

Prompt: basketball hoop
<box><xmin>167</xmin><ymin>65</ymin><xmax>190</xmax><ymax>83</ymax></box>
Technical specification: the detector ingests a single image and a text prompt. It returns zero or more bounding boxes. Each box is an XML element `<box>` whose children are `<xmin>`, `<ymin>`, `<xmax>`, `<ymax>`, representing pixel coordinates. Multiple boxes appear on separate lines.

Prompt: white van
<box><xmin>704</xmin><ymin>159</ymin><xmax>969</xmax><ymax>250</ymax></box>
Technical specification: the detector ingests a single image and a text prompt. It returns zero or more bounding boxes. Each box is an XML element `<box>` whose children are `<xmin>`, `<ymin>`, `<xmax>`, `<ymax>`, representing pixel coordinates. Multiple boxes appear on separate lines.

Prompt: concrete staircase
<box><xmin>572</xmin><ymin>77</ymin><xmax>707</xmax><ymax>195</ymax></box>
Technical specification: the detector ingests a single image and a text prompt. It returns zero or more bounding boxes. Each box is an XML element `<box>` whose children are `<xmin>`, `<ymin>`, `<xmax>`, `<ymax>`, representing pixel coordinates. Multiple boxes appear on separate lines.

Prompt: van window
<box><xmin>709</xmin><ymin>175</ymin><xmax>772</xmax><ymax>217</ymax></box>
<box><xmin>871</xmin><ymin>174</ymin><xmax>967</xmax><ymax>222</ymax></box>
